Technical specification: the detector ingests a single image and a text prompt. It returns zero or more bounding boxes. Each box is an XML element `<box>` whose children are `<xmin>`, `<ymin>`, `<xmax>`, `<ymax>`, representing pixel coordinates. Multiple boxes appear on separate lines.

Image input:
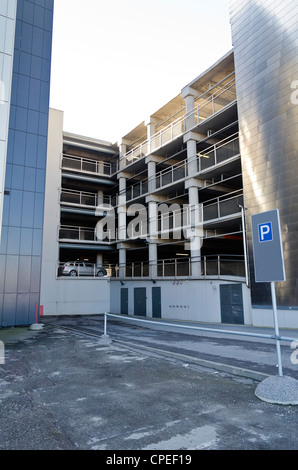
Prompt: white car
<box><xmin>60</xmin><ymin>261</ymin><xmax>107</xmax><ymax>277</ymax></box>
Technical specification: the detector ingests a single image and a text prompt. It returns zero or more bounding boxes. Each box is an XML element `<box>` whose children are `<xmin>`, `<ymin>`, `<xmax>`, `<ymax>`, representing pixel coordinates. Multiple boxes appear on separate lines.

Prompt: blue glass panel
<box><xmin>38</xmin><ymin>112</ymin><xmax>48</xmax><ymax>136</ymax></box>
<box><xmin>15</xmin><ymin>106</ymin><xmax>28</xmax><ymax>132</ymax></box>
<box><xmin>35</xmin><ymin>168</ymin><xmax>45</xmax><ymax>193</ymax></box>
<box><xmin>32</xmin><ymin>229</ymin><xmax>42</xmax><ymax>255</ymax></box>
<box><xmin>0</xmin><ymin>227</ymin><xmax>8</xmax><ymax>255</ymax></box>
<box><xmin>4</xmin><ymin>256</ymin><xmax>19</xmax><ymax>293</ymax></box>
<box><xmin>32</xmin><ymin>26</ymin><xmax>43</xmax><ymax>57</ymax></box>
<box><xmin>25</xmin><ymin>133</ymin><xmax>38</xmax><ymax>166</ymax></box>
<box><xmin>44</xmin><ymin>8</ymin><xmax>53</xmax><ymax>32</ymax></box>
<box><xmin>20</xmin><ymin>228</ymin><xmax>33</xmax><ymax>255</ymax></box>
<box><xmin>43</xmin><ymin>30</ymin><xmax>52</xmax><ymax>59</ymax></box>
<box><xmin>30</xmin><ymin>256</ymin><xmax>41</xmax><ymax>292</ymax></box>
<box><xmin>11</xmin><ymin>164</ymin><xmax>24</xmax><ymax>190</ymax></box>
<box><xmin>21</xmin><ymin>191</ymin><xmax>35</xmax><ymax>227</ymax></box>
<box><xmin>2</xmin><ymin>294</ymin><xmax>17</xmax><ymax>326</ymax></box>
<box><xmin>41</xmin><ymin>58</ymin><xmax>50</xmax><ymax>82</ymax></box>
<box><xmin>16</xmin><ymin>293</ymin><xmax>30</xmax><ymax>325</ymax></box>
<box><xmin>40</xmin><ymin>81</ymin><xmax>50</xmax><ymax>113</ymax></box>
<box><xmin>21</xmin><ymin>22</ymin><xmax>33</xmax><ymax>53</ymax></box>
<box><xmin>28</xmin><ymin>78</ymin><xmax>41</xmax><ymax>110</ymax></box>
<box><xmin>9</xmin><ymin>190</ymin><xmax>23</xmax><ymax>226</ymax></box>
<box><xmin>19</xmin><ymin>51</ymin><xmax>31</xmax><ymax>76</ymax></box>
<box><xmin>31</xmin><ymin>55</ymin><xmax>42</xmax><ymax>79</ymax></box>
<box><xmin>37</xmin><ymin>135</ymin><xmax>47</xmax><ymax>168</ymax></box>
<box><xmin>4</xmin><ymin>163</ymin><xmax>12</xmax><ymax>188</ymax></box>
<box><xmin>17</xmin><ymin>74</ymin><xmax>30</xmax><ymax>107</ymax></box>
<box><xmin>33</xmin><ymin>193</ymin><xmax>44</xmax><ymax>228</ymax></box>
<box><xmin>22</xmin><ymin>1</ymin><xmax>34</xmax><ymax>24</ymax></box>
<box><xmin>27</xmin><ymin>110</ymin><xmax>39</xmax><ymax>134</ymax></box>
<box><xmin>6</xmin><ymin>130</ymin><xmax>14</xmax><ymax>163</ymax></box>
<box><xmin>9</xmin><ymin>105</ymin><xmax>16</xmax><ymax>129</ymax></box>
<box><xmin>7</xmin><ymin>227</ymin><xmax>21</xmax><ymax>255</ymax></box>
<box><xmin>18</xmin><ymin>256</ymin><xmax>32</xmax><ymax>292</ymax></box>
<box><xmin>34</xmin><ymin>5</ymin><xmax>44</xmax><ymax>29</ymax></box>
<box><xmin>2</xmin><ymin>193</ymin><xmax>11</xmax><ymax>226</ymax></box>
<box><xmin>13</xmin><ymin>130</ymin><xmax>26</xmax><ymax>165</ymax></box>
<box><xmin>24</xmin><ymin>166</ymin><xmax>36</xmax><ymax>191</ymax></box>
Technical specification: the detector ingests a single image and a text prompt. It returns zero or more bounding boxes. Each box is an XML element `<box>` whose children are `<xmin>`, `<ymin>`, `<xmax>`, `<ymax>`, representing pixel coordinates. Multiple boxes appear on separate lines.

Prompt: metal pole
<box><xmin>104</xmin><ymin>312</ymin><xmax>107</xmax><ymax>336</ymax></box>
<box><xmin>271</xmin><ymin>282</ymin><xmax>283</xmax><ymax>377</ymax></box>
<box><xmin>239</xmin><ymin>204</ymin><xmax>249</xmax><ymax>287</ymax></box>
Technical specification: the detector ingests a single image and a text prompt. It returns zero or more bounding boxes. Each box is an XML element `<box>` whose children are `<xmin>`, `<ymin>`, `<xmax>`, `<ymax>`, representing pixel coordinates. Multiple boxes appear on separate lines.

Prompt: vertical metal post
<box><xmin>104</xmin><ymin>312</ymin><xmax>107</xmax><ymax>336</ymax></box>
<box><xmin>271</xmin><ymin>282</ymin><xmax>283</xmax><ymax>377</ymax></box>
<box><xmin>239</xmin><ymin>204</ymin><xmax>249</xmax><ymax>287</ymax></box>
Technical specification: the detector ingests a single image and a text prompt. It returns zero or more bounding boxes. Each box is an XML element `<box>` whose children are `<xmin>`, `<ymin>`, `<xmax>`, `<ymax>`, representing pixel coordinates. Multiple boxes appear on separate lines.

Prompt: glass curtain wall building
<box><xmin>0</xmin><ymin>0</ymin><xmax>54</xmax><ymax>327</ymax></box>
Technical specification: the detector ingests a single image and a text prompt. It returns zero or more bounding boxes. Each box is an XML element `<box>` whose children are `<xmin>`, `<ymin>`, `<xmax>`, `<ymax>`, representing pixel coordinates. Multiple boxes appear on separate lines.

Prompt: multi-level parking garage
<box><xmin>40</xmin><ymin>50</ymin><xmax>251</xmax><ymax>325</ymax></box>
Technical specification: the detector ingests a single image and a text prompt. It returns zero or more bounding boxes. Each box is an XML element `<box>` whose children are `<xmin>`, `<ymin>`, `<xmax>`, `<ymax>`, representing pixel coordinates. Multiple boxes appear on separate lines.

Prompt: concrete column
<box><xmin>117</xmin><ymin>173</ymin><xmax>127</xmax><ymax>241</ymax></box>
<box><xmin>97</xmin><ymin>189</ymin><xmax>103</xmax><ymax>206</ymax></box>
<box><xmin>148</xmin><ymin>201</ymin><xmax>158</xmax><ymax>239</ymax></box>
<box><xmin>96</xmin><ymin>253</ymin><xmax>103</xmax><ymax>267</ymax></box>
<box><xmin>185</xmin><ymin>180</ymin><xmax>203</xmax><ymax>277</ymax></box>
<box><xmin>149</xmin><ymin>241</ymin><xmax>158</xmax><ymax>278</ymax></box>
<box><xmin>145</xmin><ymin>117</ymin><xmax>157</xmax><ymax>153</ymax></box>
<box><xmin>118</xmin><ymin>139</ymin><xmax>130</xmax><ymax>171</ymax></box>
<box><xmin>186</xmin><ymin>138</ymin><xmax>198</xmax><ymax>176</ymax></box>
<box><xmin>119</xmin><ymin>247</ymin><xmax>126</xmax><ymax>278</ymax></box>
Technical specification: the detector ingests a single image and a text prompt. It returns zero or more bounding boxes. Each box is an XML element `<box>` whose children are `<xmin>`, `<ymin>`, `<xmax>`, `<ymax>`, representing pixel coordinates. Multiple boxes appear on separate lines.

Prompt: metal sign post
<box><xmin>251</xmin><ymin>209</ymin><xmax>286</xmax><ymax>377</ymax></box>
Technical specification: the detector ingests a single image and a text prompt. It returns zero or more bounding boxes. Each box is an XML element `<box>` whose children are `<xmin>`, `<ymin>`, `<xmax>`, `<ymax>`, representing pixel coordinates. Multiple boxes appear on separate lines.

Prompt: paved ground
<box><xmin>0</xmin><ymin>315</ymin><xmax>297</xmax><ymax>451</ymax></box>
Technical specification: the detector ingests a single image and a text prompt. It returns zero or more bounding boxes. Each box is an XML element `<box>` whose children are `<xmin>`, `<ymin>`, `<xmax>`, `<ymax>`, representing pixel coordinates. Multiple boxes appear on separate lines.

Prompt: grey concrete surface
<box><xmin>0</xmin><ymin>316</ymin><xmax>297</xmax><ymax>451</ymax></box>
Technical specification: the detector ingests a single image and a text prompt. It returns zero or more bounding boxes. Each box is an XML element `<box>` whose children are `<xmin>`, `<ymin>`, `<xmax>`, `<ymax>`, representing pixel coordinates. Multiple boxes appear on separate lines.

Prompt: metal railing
<box><xmin>57</xmin><ymin>255</ymin><xmax>245</xmax><ymax>280</ymax></box>
<box><xmin>59</xmin><ymin>225</ymin><xmax>112</xmax><ymax>243</ymax></box>
<box><xmin>60</xmin><ymin>189</ymin><xmax>113</xmax><ymax>208</ymax></box>
<box><xmin>121</xmin><ymin>77</ymin><xmax>236</xmax><ymax>168</ymax></box>
<box><xmin>203</xmin><ymin>191</ymin><xmax>243</xmax><ymax>223</ymax></box>
<box><xmin>62</xmin><ymin>154</ymin><xmax>113</xmax><ymax>176</ymax></box>
<box><xmin>197</xmin><ymin>133</ymin><xmax>240</xmax><ymax>172</ymax></box>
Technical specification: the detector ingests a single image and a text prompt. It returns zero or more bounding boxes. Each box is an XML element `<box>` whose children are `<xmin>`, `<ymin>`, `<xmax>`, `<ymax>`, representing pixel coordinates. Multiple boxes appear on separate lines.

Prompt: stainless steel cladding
<box><xmin>229</xmin><ymin>0</ymin><xmax>298</xmax><ymax>307</ymax></box>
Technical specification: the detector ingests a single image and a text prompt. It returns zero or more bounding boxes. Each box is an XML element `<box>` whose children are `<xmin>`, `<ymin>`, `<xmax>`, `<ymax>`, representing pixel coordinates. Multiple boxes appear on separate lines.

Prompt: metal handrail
<box><xmin>62</xmin><ymin>153</ymin><xmax>112</xmax><ymax>176</ymax></box>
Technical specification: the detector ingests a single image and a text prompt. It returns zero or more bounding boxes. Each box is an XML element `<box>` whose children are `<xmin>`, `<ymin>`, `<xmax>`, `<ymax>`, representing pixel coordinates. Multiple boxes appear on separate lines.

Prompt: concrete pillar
<box><xmin>118</xmin><ymin>139</ymin><xmax>130</xmax><ymax>171</ymax></box>
<box><xmin>117</xmin><ymin>173</ymin><xmax>127</xmax><ymax>241</ymax></box>
<box><xmin>185</xmin><ymin>179</ymin><xmax>203</xmax><ymax>277</ymax></box>
<box><xmin>145</xmin><ymin>116</ymin><xmax>157</xmax><ymax>153</ymax></box>
<box><xmin>96</xmin><ymin>253</ymin><xmax>103</xmax><ymax>267</ymax></box>
<box><xmin>119</xmin><ymin>246</ymin><xmax>126</xmax><ymax>278</ymax></box>
<box><xmin>148</xmin><ymin>201</ymin><xmax>158</xmax><ymax>239</ymax></box>
<box><xmin>149</xmin><ymin>241</ymin><xmax>158</xmax><ymax>278</ymax></box>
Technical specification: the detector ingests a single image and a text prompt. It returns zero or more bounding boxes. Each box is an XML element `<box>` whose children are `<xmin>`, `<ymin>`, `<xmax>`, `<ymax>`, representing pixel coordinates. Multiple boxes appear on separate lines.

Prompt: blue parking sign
<box><xmin>258</xmin><ymin>222</ymin><xmax>273</xmax><ymax>242</ymax></box>
<box><xmin>251</xmin><ymin>209</ymin><xmax>286</xmax><ymax>283</ymax></box>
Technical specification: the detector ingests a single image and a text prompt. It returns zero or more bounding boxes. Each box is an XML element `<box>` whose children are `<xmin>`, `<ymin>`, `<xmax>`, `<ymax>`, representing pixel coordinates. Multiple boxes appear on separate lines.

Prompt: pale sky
<box><xmin>49</xmin><ymin>0</ymin><xmax>233</xmax><ymax>144</ymax></box>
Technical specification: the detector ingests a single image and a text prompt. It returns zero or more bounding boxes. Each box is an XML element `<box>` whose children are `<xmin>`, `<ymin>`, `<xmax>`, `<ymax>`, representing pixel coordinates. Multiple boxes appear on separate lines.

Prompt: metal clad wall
<box><xmin>229</xmin><ymin>0</ymin><xmax>298</xmax><ymax>308</ymax></box>
<box><xmin>0</xmin><ymin>0</ymin><xmax>54</xmax><ymax>326</ymax></box>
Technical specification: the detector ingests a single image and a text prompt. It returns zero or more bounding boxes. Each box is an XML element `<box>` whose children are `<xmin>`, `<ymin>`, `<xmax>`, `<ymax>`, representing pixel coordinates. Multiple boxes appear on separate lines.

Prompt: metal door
<box><xmin>152</xmin><ymin>287</ymin><xmax>161</xmax><ymax>318</ymax></box>
<box><xmin>134</xmin><ymin>288</ymin><xmax>146</xmax><ymax>317</ymax></box>
<box><xmin>121</xmin><ymin>288</ymin><xmax>128</xmax><ymax>315</ymax></box>
<box><xmin>220</xmin><ymin>284</ymin><xmax>244</xmax><ymax>324</ymax></box>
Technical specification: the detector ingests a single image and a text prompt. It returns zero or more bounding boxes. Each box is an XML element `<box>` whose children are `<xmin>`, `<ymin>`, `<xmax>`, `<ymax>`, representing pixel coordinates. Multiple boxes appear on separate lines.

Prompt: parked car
<box><xmin>59</xmin><ymin>261</ymin><xmax>107</xmax><ymax>277</ymax></box>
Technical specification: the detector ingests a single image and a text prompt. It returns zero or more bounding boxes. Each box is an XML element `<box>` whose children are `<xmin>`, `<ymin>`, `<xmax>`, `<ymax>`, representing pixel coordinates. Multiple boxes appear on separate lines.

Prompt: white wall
<box><xmin>110</xmin><ymin>279</ymin><xmax>252</xmax><ymax>325</ymax></box>
<box><xmin>42</xmin><ymin>278</ymin><xmax>110</xmax><ymax>316</ymax></box>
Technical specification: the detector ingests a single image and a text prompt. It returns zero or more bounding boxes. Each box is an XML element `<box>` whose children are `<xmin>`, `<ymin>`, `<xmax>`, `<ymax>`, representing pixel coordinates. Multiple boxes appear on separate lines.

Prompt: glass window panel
<box><xmin>32</xmin><ymin>228</ymin><xmax>42</xmax><ymax>255</ymax></box>
<box><xmin>33</xmin><ymin>193</ymin><xmax>44</xmax><ymax>228</ymax></box>
<box><xmin>25</xmin><ymin>133</ymin><xmax>37</xmax><ymax>167</ymax></box>
<box><xmin>3</xmin><ymin>293</ymin><xmax>17</xmax><ymax>325</ymax></box>
<box><xmin>0</xmin><ymin>226</ymin><xmax>8</xmax><ymax>255</ymax></box>
<box><xmin>18</xmin><ymin>256</ymin><xmax>31</xmax><ymax>292</ymax></box>
<box><xmin>8</xmin><ymin>189</ymin><xmax>22</xmax><ymax>226</ymax></box>
<box><xmin>44</xmin><ymin>8</ymin><xmax>53</xmax><ymax>32</ymax></box>
<box><xmin>10</xmin><ymin>73</ymin><xmax>18</xmax><ymax>105</ymax></box>
<box><xmin>35</xmin><ymin>168</ymin><xmax>45</xmax><ymax>193</ymax></box>
<box><xmin>17</xmin><ymin>74</ymin><xmax>30</xmax><ymax>107</ymax></box>
<box><xmin>21</xmin><ymin>191</ymin><xmax>34</xmax><ymax>227</ymax></box>
<box><xmin>30</xmin><ymin>256</ymin><xmax>41</xmax><ymax>292</ymax></box>
<box><xmin>4</xmin><ymin>255</ymin><xmax>19</xmax><ymax>292</ymax></box>
<box><xmin>19</xmin><ymin>51</ymin><xmax>31</xmax><ymax>76</ymax></box>
<box><xmin>24</xmin><ymin>166</ymin><xmax>36</xmax><ymax>191</ymax></box>
<box><xmin>22</xmin><ymin>0</ymin><xmax>34</xmax><ymax>24</ymax></box>
<box><xmin>28</xmin><ymin>77</ymin><xmax>40</xmax><ymax>110</ymax></box>
<box><xmin>37</xmin><ymin>135</ymin><xmax>46</xmax><ymax>168</ymax></box>
<box><xmin>20</xmin><ymin>22</ymin><xmax>32</xmax><ymax>53</ymax></box>
<box><xmin>16</xmin><ymin>293</ymin><xmax>30</xmax><ymax>325</ymax></box>
<box><xmin>27</xmin><ymin>109</ymin><xmax>39</xmax><ymax>134</ymax></box>
<box><xmin>32</xmin><ymin>26</ymin><xmax>43</xmax><ymax>57</ymax></box>
<box><xmin>40</xmin><ymin>82</ymin><xmax>49</xmax><ymax>113</ymax></box>
<box><xmin>20</xmin><ymin>227</ymin><xmax>33</xmax><ymax>255</ymax></box>
<box><xmin>31</xmin><ymin>55</ymin><xmax>42</xmax><ymax>79</ymax></box>
<box><xmin>15</xmin><ymin>106</ymin><xmax>28</xmax><ymax>132</ymax></box>
<box><xmin>7</xmin><ymin>226</ymin><xmax>20</xmax><ymax>254</ymax></box>
<box><xmin>6</xmin><ymin>129</ymin><xmax>14</xmax><ymax>163</ymax></box>
<box><xmin>13</xmin><ymin>130</ymin><xmax>26</xmax><ymax>165</ymax></box>
<box><xmin>4</xmin><ymin>162</ymin><xmax>12</xmax><ymax>188</ymax></box>
<box><xmin>38</xmin><ymin>112</ymin><xmax>48</xmax><ymax>136</ymax></box>
<box><xmin>8</xmin><ymin>104</ymin><xmax>16</xmax><ymax>129</ymax></box>
<box><xmin>43</xmin><ymin>30</ymin><xmax>52</xmax><ymax>59</ymax></box>
<box><xmin>0</xmin><ymin>101</ymin><xmax>8</xmax><ymax>140</ymax></box>
<box><xmin>0</xmin><ymin>254</ymin><xmax>5</xmax><ymax>291</ymax></box>
<box><xmin>41</xmin><ymin>58</ymin><xmax>50</xmax><ymax>82</ymax></box>
<box><xmin>34</xmin><ymin>5</ymin><xmax>44</xmax><ymax>29</ymax></box>
<box><xmin>2</xmin><ymin>192</ymin><xmax>11</xmax><ymax>225</ymax></box>
<box><xmin>11</xmin><ymin>164</ymin><xmax>24</xmax><ymax>190</ymax></box>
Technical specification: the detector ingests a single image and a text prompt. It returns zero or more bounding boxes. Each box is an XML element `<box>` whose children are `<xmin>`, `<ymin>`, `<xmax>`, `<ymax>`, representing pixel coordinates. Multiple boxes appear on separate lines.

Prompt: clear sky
<box><xmin>49</xmin><ymin>0</ymin><xmax>233</xmax><ymax>144</ymax></box>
